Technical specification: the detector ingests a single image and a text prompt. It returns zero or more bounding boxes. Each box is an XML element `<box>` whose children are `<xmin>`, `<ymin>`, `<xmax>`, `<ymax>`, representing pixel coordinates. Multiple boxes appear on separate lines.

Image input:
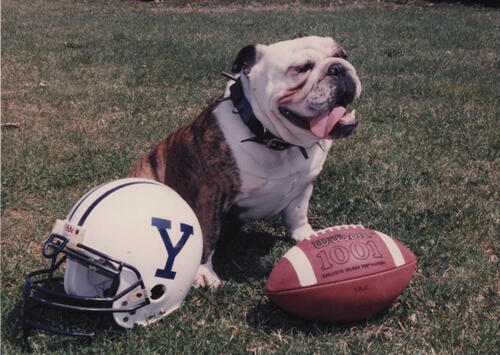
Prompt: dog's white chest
<box><xmin>235</xmin><ymin>161</ymin><xmax>317</xmax><ymax>221</ymax></box>
<box><xmin>215</xmin><ymin>101</ymin><xmax>332</xmax><ymax>221</ymax></box>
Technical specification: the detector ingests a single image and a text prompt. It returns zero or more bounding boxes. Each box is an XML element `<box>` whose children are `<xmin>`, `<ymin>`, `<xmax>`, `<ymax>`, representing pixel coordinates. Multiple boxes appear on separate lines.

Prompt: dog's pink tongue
<box><xmin>310</xmin><ymin>106</ymin><xmax>346</xmax><ymax>139</ymax></box>
<box><xmin>309</xmin><ymin>106</ymin><xmax>346</xmax><ymax>139</ymax></box>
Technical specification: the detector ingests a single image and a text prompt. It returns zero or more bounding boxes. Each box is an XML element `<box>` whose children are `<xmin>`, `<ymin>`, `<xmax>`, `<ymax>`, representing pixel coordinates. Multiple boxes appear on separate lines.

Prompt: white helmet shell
<box><xmin>59</xmin><ymin>178</ymin><xmax>202</xmax><ymax>328</ymax></box>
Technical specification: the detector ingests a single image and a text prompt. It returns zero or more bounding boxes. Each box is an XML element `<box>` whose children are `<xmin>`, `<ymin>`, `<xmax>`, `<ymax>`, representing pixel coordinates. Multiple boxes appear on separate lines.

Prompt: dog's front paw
<box><xmin>291</xmin><ymin>224</ymin><xmax>315</xmax><ymax>242</ymax></box>
<box><xmin>193</xmin><ymin>263</ymin><xmax>222</xmax><ymax>289</ymax></box>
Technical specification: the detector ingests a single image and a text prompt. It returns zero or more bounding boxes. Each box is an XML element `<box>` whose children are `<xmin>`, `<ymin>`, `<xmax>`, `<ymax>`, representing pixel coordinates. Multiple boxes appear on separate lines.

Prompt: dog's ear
<box><xmin>232</xmin><ymin>44</ymin><xmax>257</xmax><ymax>75</ymax></box>
<box><xmin>292</xmin><ymin>33</ymin><xmax>308</xmax><ymax>39</ymax></box>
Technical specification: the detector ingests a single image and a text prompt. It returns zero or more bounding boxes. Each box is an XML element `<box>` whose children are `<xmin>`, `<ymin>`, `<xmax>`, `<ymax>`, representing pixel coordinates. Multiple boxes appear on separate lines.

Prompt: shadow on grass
<box><xmin>3</xmin><ymin>298</ymin><xmax>30</xmax><ymax>351</ymax></box>
<box><xmin>6</xmin><ymin>290</ymin><xmax>125</xmax><ymax>353</ymax></box>
<box><xmin>212</xmin><ymin>225</ymin><xmax>282</xmax><ymax>284</ymax></box>
<box><xmin>247</xmin><ymin>297</ymin><xmax>393</xmax><ymax>335</ymax></box>
<box><xmin>423</xmin><ymin>0</ymin><xmax>499</xmax><ymax>7</ymax></box>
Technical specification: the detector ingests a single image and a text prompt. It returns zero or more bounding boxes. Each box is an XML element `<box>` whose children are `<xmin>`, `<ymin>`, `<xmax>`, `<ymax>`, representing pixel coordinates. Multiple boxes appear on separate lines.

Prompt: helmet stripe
<box><xmin>76</xmin><ymin>181</ymin><xmax>162</xmax><ymax>226</ymax></box>
<box><xmin>68</xmin><ymin>182</ymin><xmax>107</xmax><ymax>222</ymax></box>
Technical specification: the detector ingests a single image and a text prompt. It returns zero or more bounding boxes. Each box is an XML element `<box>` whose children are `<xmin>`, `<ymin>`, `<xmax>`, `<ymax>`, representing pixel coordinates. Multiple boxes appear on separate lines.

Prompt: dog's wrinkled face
<box><xmin>232</xmin><ymin>36</ymin><xmax>361</xmax><ymax>147</ymax></box>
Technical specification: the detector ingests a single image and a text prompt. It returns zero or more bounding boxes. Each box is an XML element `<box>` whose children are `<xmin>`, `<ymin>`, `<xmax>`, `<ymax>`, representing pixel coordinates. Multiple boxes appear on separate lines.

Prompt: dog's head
<box><xmin>232</xmin><ymin>35</ymin><xmax>361</xmax><ymax>147</ymax></box>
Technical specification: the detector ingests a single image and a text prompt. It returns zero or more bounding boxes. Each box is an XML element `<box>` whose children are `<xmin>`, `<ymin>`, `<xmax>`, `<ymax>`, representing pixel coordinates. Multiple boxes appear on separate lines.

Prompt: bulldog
<box><xmin>129</xmin><ymin>35</ymin><xmax>361</xmax><ymax>288</ymax></box>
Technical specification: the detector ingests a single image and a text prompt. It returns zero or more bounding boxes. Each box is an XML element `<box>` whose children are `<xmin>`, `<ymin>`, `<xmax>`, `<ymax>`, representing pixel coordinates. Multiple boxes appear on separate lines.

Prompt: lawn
<box><xmin>1</xmin><ymin>0</ymin><xmax>499</xmax><ymax>353</ymax></box>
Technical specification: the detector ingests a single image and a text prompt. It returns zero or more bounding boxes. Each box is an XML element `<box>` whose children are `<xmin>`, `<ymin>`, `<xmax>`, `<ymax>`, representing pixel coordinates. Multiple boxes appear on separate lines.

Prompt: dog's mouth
<box><xmin>279</xmin><ymin>105</ymin><xmax>358</xmax><ymax>139</ymax></box>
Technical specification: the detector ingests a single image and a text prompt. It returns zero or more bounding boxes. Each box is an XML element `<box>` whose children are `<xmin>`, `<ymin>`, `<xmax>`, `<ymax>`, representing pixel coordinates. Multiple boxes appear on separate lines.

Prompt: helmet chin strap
<box><xmin>223</xmin><ymin>73</ymin><xmax>309</xmax><ymax>160</ymax></box>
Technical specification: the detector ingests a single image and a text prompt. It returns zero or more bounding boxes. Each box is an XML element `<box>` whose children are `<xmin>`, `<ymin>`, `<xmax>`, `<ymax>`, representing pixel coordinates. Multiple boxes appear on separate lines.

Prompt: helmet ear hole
<box><xmin>150</xmin><ymin>284</ymin><xmax>166</xmax><ymax>301</ymax></box>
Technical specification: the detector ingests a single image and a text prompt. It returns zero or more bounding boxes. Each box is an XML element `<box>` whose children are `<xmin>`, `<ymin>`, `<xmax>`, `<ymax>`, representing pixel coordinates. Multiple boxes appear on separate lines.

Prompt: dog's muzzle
<box><xmin>278</xmin><ymin>61</ymin><xmax>359</xmax><ymax>140</ymax></box>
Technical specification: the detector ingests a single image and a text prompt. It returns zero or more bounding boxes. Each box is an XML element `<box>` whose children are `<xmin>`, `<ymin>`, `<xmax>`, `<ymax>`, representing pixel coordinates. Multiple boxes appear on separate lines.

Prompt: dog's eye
<box><xmin>296</xmin><ymin>63</ymin><xmax>314</xmax><ymax>73</ymax></box>
<box><xmin>333</xmin><ymin>49</ymin><xmax>348</xmax><ymax>60</ymax></box>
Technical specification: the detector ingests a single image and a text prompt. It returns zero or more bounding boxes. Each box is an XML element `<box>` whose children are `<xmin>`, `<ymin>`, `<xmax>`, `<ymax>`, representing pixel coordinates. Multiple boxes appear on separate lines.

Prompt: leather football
<box><xmin>265</xmin><ymin>225</ymin><xmax>417</xmax><ymax>323</ymax></box>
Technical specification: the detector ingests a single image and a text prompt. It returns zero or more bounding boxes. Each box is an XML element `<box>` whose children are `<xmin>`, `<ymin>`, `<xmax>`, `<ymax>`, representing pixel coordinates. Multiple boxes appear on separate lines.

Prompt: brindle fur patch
<box><xmin>129</xmin><ymin>102</ymin><xmax>241</xmax><ymax>263</ymax></box>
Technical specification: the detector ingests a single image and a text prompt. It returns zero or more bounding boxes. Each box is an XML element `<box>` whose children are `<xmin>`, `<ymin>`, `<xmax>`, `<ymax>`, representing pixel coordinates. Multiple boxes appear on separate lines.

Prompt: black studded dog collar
<box><xmin>226</xmin><ymin>75</ymin><xmax>308</xmax><ymax>160</ymax></box>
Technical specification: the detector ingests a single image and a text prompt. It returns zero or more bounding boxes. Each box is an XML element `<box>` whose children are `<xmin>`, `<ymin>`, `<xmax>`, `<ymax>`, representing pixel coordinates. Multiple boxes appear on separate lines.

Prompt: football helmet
<box><xmin>23</xmin><ymin>178</ymin><xmax>203</xmax><ymax>339</ymax></box>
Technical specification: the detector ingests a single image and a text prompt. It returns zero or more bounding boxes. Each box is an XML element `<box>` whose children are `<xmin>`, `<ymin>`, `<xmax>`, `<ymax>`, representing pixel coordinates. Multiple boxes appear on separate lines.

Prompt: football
<box><xmin>265</xmin><ymin>225</ymin><xmax>417</xmax><ymax>323</ymax></box>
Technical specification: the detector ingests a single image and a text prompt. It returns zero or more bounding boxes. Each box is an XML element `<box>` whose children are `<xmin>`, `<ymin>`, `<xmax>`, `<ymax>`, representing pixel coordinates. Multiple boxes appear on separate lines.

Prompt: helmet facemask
<box><xmin>23</xmin><ymin>227</ymin><xmax>149</xmax><ymax>340</ymax></box>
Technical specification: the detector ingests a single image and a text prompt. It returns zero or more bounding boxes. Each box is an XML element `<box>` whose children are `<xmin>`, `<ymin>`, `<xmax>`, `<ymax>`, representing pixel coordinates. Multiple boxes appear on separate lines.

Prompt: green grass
<box><xmin>2</xmin><ymin>0</ymin><xmax>499</xmax><ymax>353</ymax></box>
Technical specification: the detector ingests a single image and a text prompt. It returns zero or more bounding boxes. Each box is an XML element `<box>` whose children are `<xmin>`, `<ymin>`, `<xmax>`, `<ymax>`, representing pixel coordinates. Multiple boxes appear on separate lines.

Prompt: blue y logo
<box><xmin>151</xmin><ymin>217</ymin><xmax>194</xmax><ymax>280</ymax></box>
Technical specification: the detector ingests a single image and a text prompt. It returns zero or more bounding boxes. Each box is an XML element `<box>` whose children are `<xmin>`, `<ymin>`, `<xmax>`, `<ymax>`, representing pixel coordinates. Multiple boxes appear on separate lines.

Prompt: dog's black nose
<box><xmin>327</xmin><ymin>63</ymin><xmax>345</xmax><ymax>77</ymax></box>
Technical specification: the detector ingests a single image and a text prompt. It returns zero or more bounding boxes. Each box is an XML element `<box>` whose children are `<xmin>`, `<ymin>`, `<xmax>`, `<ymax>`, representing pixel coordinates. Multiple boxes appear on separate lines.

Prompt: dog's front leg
<box><xmin>191</xmin><ymin>195</ymin><xmax>225</xmax><ymax>289</ymax></box>
<box><xmin>282</xmin><ymin>183</ymin><xmax>315</xmax><ymax>242</ymax></box>
<box><xmin>193</xmin><ymin>251</ymin><xmax>221</xmax><ymax>289</ymax></box>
